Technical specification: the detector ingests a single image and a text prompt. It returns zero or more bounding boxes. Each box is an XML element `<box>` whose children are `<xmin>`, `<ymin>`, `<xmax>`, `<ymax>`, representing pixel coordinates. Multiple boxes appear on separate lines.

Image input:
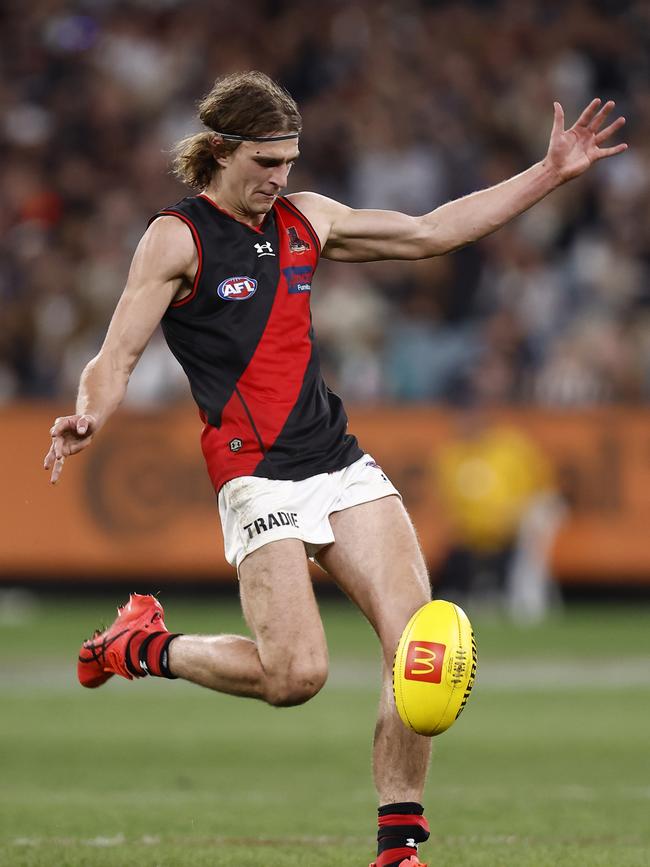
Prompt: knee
<box><xmin>264</xmin><ymin>659</ymin><xmax>328</xmax><ymax>708</ymax></box>
<box><xmin>378</xmin><ymin>587</ymin><xmax>431</xmax><ymax>660</ymax></box>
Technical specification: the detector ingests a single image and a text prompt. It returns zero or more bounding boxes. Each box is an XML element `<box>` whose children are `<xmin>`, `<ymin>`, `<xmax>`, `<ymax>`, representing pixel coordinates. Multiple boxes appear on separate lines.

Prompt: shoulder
<box><xmin>284</xmin><ymin>191</ymin><xmax>350</xmax><ymax>248</ymax></box>
<box><xmin>285</xmin><ymin>191</ymin><xmax>350</xmax><ymax>221</ymax></box>
<box><xmin>134</xmin><ymin>214</ymin><xmax>197</xmax><ymax>280</ymax></box>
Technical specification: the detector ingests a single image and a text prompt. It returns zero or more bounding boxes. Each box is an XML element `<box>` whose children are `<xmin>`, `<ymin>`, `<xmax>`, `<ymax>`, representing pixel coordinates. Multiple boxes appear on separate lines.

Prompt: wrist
<box><xmin>538</xmin><ymin>158</ymin><xmax>566</xmax><ymax>189</ymax></box>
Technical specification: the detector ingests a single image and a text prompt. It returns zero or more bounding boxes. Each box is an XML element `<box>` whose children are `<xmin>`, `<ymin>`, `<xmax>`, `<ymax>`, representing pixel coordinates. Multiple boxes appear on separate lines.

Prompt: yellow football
<box><xmin>392</xmin><ymin>600</ymin><xmax>477</xmax><ymax>737</ymax></box>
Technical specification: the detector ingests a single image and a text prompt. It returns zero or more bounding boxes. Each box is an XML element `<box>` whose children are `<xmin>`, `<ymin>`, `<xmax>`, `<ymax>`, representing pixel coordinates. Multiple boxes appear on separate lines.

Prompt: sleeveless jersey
<box><xmin>150</xmin><ymin>194</ymin><xmax>363</xmax><ymax>492</ymax></box>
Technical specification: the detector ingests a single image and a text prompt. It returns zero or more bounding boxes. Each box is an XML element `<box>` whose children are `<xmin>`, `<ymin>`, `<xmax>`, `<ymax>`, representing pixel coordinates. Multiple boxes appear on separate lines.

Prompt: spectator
<box><xmin>1</xmin><ymin>0</ymin><xmax>647</xmax><ymax>407</ymax></box>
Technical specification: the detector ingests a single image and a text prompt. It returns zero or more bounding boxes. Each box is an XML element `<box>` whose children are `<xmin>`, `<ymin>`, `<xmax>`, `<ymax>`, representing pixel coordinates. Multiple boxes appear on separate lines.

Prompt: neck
<box><xmin>201</xmin><ymin>182</ymin><xmax>267</xmax><ymax>229</ymax></box>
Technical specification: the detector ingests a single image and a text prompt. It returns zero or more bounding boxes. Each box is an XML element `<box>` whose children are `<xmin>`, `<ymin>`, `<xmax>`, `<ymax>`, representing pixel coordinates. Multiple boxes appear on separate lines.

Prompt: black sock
<box><xmin>376</xmin><ymin>802</ymin><xmax>430</xmax><ymax>866</ymax></box>
<box><xmin>125</xmin><ymin>631</ymin><xmax>182</xmax><ymax>678</ymax></box>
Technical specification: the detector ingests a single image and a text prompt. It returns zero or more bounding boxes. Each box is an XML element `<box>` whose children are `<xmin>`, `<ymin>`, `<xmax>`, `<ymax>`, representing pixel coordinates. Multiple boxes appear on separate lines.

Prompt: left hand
<box><xmin>543</xmin><ymin>99</ymin><xmax>627</xmax><ymax>184</ymax></box>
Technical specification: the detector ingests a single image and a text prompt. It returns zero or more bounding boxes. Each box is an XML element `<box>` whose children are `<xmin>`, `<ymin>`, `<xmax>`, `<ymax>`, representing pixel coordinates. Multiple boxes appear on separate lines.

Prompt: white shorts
<box><xmin>218</xmin><ymin>453</ymin><xmax>400</xmax><ymax>569</ymax></box>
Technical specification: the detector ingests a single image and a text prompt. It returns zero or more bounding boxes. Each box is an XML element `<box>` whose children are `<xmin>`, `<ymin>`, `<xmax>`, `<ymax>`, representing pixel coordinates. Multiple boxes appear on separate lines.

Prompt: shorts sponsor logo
<box><xmin>217</xmin><ymin>276</ymin><xmax>258</xmax><ymax>301</ymax></box>
<box><xmin>365</xmin><ymin>459</ymin><xmax>388</xmax><ymax>481</ymax></box>
<box><xmin>243</xmin><ymin>511</ymin><xmax>299</xmax><ymax>539</ymax></box>
<box><xmin>282</xmin><ymin>265</ymin><xmax>313</xmax><ymax>294</ymax></box>
<box><xmin>404</xmin><ymin>641</ymin><xmax>446</xmax><ymax>684</ymax></box>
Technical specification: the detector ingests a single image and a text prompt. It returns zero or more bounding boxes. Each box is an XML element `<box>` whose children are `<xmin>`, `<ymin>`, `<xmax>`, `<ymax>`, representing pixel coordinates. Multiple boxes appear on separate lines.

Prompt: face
<box><xmin>218</xmin><ymin>137</ymin><xmax>300</xmax><ymax>216</ymax></box>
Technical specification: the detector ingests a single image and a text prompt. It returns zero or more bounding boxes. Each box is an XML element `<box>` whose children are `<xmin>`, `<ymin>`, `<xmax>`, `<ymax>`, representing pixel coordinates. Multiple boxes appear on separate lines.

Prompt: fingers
<box><xmin>44</xmin><ymin>442</ymin><xmax>65</xmax><ymax>483</ymax></box>
<box><xmin>43</xmin><ymin>443</ymin><xmax>56</xmax><ymax>471</ymax></box>
<box><xmin>576</xmin><ymin>97</ymin><xmax>602</xmax><ymax>127</ymax></box>
<box><xmin>50</xmin><ymin>455</ymin><xmax>65</xmax><ymax>485</ymax></box>
<box><xmin>552</xmin><ymin>101</ymin><xmax>565</xmax><ymax>135</ymax></box>
<box><xmin>595</xmin><ymin>115</ymin><xmax>626</xmax><ymax>144</ymax></box>
<box><xmin>589</xmin><ymin>100</ymin><xmax>616</xmax><ymax>132</ymax></box>
<box><xmin>44</xmin><ymin>413</ymin><xmax>96</xmax><ymax>484</ymax></box>
<box><xmin>595</xmin><ymin>142</ymin><xmax>629</xmax><ymax>159</ymax></box>
<box><xmin>44</xmin><ymin>436</ymin><xmax>94</xmax><ymax>483</ymax></box>
<box><xmin>44</xmin><ymin>438</ymin><xmax>66</xmax><ymax>485</ymax></box>
<box><xmin>49</xmin><ymin>416</ymin><xmax>76</xmax><ymax>437</ymax></box>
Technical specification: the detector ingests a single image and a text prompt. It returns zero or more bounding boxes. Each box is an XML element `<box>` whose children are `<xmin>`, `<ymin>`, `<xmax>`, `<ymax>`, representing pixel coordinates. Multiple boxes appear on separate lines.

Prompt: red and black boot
<box><xmin>77</xmin><ymin>593</ymin><xmax>181</xmax><ymax>688</ymax></box>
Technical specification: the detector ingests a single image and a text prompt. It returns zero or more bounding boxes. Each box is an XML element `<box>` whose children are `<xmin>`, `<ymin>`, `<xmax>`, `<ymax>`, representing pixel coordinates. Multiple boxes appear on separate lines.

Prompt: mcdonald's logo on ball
<box><xmin>404</xmin><ymin>641</ymin><xmax>446</xmax><ymax>684</ymax></box>
<box><xmin>393</xmin><ymin>600</ymin><xmax>478</xmax><ymax>737</ymax></box>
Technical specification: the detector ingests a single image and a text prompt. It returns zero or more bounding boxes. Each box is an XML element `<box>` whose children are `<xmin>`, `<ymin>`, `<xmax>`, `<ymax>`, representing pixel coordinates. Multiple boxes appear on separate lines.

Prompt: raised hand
<box><xmin>544</xmin><ymin>99</ymin><xmax>627</xmax><ymax>183</ymax></box>
<box><xmin>44</xmin><ymin>414</ymin><xmax>97</xmax><ymax>484</ymax></box>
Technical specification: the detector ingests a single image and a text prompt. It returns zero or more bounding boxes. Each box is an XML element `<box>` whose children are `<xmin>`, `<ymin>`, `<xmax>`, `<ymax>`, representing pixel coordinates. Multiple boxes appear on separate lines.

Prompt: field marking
<box><xmin>2</xmin><ymin>658</ymin><xmax>650</xmax><ymax>692</ymax></box>
<box><xmin>10</xmin><ymin>829</ymin><xmax>648</xmax><ymax>848</ymax></box>
<box><xmin>11</xmin><ymin>834</ymin><xmax>371</xmax><ymax>848</ymax></box>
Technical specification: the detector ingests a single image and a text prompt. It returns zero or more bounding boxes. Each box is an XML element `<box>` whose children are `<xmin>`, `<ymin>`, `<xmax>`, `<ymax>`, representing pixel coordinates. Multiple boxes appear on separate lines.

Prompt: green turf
<box><xmin>1</xmin><ymin>594</ymin><xmax>649</xmax><ymax>866</ymax></box>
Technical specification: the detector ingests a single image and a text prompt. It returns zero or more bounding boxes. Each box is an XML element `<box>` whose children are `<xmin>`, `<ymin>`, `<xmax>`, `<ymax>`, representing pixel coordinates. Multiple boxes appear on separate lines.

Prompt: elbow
<box><xmin>82</xmin><ymin>353</ymin><xmax>132</xmax><ymax>402</ymax></box>
<box><xmin>90</xmin><ymin>349</ymin><xmax>134</xmax><ymax>382</ymax></box>
<box><xmin>413</xmin><ymin>218</ymin><xmax>456</xmax><ymax>259</ymax></box>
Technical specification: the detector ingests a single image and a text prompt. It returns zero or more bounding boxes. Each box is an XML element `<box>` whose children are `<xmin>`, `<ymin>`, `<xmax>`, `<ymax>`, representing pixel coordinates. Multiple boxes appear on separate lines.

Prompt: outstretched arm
<box><xmin>292</xmin><ymin>99</ymin><xmax>626</xmax><ymax>262</ymax></box>
<box><xmin>44</xmin><ymin>216</ymin><xmax>196</xmax><ymax>483</ymax></box>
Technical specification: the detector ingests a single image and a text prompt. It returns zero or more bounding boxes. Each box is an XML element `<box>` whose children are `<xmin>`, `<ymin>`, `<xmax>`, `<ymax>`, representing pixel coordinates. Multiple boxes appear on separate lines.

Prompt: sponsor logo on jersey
<box><xmin>229</xmin><ymin>438</ymin><xmax>243</xmax><ymax>452</ymax></box>
<box><xmin>404</xmin><ymin>640</ymin><xmax>446</xmax><ymax>684</ymax></box>
<box><xmin>282</xmin><ymin>265</ymin><xmax>313</xmax><ymax>294</ymax></box>
<box><xmin>217</xmin><ymin>276</ymin><xmax>258</xmax><ymax>301</ymax></box>
<box><xmin>243</xmin><ymin>511</ymin><xmax>299</xmax><ymax>539</ymax></box>
<box><xmin>287</xmin><ymin>226</ymin><xmax>311</xmax><ymax>254</ymax></box>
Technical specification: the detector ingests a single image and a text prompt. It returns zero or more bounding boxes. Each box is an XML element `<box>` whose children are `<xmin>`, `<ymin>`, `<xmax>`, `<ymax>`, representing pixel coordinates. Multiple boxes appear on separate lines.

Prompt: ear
<box><xmin>210</xmin><ymin>134</ymin><xmax>231</xmax><ymax>169</ymax></box>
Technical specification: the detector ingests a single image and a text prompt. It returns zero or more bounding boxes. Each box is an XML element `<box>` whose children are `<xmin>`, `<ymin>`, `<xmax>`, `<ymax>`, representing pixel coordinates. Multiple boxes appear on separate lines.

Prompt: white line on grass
<box><xmin>11</xmin><ymin>828</ymin><xmax>648</xmax><ymax>848</ymax></box>
<box><xmin>2</xmin><ymin>658</ymin><xmax>650</xmax><ymax>692</ymax></box>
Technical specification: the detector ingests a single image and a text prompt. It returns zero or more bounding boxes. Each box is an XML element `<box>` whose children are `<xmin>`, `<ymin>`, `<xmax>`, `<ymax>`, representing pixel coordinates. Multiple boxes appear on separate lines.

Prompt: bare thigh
<box><xmin>238</xmin><ymin>538</ymin><xmax>329</xmax><ymax>703</ymax></box>
<box><xmin>318</xmin><ymin>495</ymin><xmax>431</xmax><ymax>661</ymax></box>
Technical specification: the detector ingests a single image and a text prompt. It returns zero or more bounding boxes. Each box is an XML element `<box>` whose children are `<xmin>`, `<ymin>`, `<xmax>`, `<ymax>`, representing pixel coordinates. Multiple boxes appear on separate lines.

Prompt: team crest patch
<box><xmin>282</xmin><ymin>266</ymin><xmax>313</xmax><ymax>294</ymax></box>
<box><xmin>287</xmin><ymin>226</ymin><xmax>311</xmax><ymax>254</ymax></box>
<box><xmin>217</xmin><ymin>276</ymin><xmax>258</xmax><ymax>301</ymax></box>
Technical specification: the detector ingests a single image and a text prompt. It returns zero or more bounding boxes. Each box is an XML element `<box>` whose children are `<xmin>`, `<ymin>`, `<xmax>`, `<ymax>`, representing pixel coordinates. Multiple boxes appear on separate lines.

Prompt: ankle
<box><xmin>376</xmin><ymin>802</ymin><xmax>429</xmax><ymax>867</ymax></box>
<box><xmin>126</xmin><ymin>631</ymin><xmax>183</xmax><ymax>678</ymax></box>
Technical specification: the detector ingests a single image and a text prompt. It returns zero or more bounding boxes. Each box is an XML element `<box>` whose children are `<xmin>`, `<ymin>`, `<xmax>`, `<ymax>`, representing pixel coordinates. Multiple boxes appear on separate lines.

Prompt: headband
<box><xmin>212</xmin><ymin>131</ymin><xmax>300</xmax><ymax>142</ymax></box>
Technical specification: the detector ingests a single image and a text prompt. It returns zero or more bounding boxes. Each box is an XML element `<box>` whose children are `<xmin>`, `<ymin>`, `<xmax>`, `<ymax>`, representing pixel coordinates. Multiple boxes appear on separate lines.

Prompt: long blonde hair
<box><xmin>172</xmin><ymin>71</ymin><xmax>302</xmax><ymax>189</ymax></box>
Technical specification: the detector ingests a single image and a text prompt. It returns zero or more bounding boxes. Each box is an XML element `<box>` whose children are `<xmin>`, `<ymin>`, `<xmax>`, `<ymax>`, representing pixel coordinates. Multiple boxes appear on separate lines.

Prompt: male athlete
<box><xmin>44</xmin><ymin>72</ymin><xmax>626</xmax><ymax>867</ymax></box>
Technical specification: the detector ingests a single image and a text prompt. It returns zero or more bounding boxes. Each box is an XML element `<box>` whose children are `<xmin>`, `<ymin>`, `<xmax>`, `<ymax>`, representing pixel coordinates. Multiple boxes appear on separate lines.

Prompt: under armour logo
<box><xmin>254</xmin><ymin>241</ymin><xmax>275</xmax><ymax>257</ymax></box>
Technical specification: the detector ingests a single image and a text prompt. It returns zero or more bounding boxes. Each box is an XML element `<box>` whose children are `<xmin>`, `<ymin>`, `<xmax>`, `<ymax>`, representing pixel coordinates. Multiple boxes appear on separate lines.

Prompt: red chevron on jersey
<box><xmin>201</xmin><ymin>216</ymin><xmax>313</xmax><ymax>489</ymax></box>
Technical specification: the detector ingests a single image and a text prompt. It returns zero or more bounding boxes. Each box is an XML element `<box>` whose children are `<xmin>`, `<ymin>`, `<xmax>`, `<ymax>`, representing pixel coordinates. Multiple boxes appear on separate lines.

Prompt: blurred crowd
<box><xmin>2</xmin><ymin>0</ymin><xmax>650</xmax><ymax>407</ymax></box>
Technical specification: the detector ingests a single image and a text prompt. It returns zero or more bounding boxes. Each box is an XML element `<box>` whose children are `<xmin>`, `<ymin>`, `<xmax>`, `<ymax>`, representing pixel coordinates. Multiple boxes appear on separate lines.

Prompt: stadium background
<box><xmin>1</xmin><ymin>1</ymin><xmax>649</xmax><ymax>866</ymax></box>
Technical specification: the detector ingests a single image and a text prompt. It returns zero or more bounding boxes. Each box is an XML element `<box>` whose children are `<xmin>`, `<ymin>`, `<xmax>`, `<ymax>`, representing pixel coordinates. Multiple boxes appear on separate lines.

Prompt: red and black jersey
<box><xmin>149</xmin><ymin>194</ymin><xmax>362</xmax><ymax>492</ymax></box>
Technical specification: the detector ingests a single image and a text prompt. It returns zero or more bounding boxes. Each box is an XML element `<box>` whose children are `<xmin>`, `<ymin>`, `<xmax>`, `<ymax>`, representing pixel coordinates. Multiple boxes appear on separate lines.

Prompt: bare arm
<box><xmin>44</xmin><ymin>215</ymin><xmax>197</xmax><ymax>483</ymax></box>
<box><xmin>291</xmin><ymin>99</ymin><xmax>626</xmax><ymax>262</ymax></box>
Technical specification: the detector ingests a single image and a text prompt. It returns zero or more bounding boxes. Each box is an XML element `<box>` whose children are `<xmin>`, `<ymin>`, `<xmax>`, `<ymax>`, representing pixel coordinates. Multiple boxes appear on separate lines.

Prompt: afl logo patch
<box><xmin>217</xmin><ymin>276</ymin><xmax>258</xmax><ymax>301</ymax></box>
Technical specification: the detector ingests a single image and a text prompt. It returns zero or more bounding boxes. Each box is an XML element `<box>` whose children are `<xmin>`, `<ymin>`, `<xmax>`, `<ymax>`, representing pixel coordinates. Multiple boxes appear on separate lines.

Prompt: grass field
<box><xmin>1</xmin><ymin>592</ymin><xmax>649</xmax><ymax>866</ymax></box>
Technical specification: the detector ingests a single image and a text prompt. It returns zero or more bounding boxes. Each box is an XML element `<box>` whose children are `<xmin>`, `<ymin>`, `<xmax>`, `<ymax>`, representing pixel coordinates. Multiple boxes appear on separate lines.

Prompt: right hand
<box><xmin>44</xmin><ymin>414</ymin><xmax>97</xmax><ymax>484</ymax></box>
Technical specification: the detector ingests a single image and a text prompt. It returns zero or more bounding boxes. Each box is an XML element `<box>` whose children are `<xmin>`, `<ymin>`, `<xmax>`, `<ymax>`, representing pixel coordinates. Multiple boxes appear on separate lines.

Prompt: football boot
<box><xmin>370</xmin><ymin>856</ymin><xmax>427</xmax><ymax>867</ymax></box>
<box><xmin>77</xmin><ymin>593</ymin><xmax>168</xmax><ymax>688</ymax></box>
